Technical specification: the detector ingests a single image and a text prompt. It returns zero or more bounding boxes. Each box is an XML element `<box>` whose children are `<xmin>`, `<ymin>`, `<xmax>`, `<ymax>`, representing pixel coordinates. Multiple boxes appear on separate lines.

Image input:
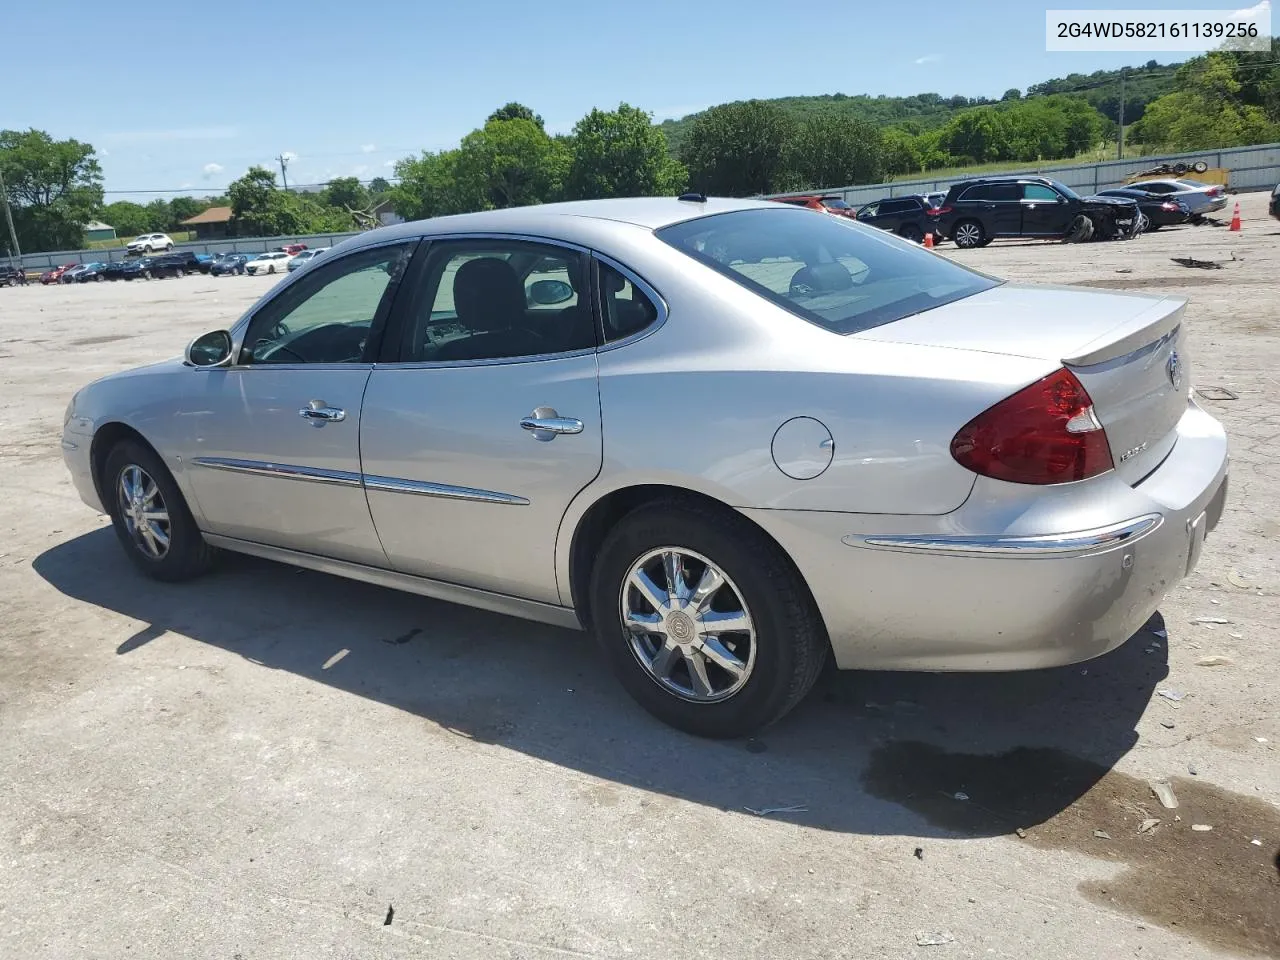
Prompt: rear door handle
<box><xmin>299</xmin><ymin>400</ymin><xmax>346</xmax><ymax>424</ymax></box>
<box><xmin>520</xmin><ymin>407</ymin><xmax>583</xmax><ymax>441</ymax></box>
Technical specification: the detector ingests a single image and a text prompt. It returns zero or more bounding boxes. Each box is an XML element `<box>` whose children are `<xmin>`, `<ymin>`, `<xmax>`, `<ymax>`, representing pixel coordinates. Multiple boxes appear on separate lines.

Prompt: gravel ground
<box><xmin>1</xmin><ymin>193</ymin><xmax>1277</xmax><ymax>959</ymax></box>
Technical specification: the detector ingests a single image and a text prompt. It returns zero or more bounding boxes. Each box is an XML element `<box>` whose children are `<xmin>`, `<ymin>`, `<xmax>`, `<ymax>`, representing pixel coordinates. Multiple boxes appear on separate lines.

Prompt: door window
<box><xmin>599</xmin><ymin>261</ymin><xmax>661</xmax><ymax>343</ymax></box>
<box><xmin>989</xmin><ymin>183</ymin><xmax>1021</xmax><ymax>201</ymax></box>
<box><xmin>400</xmin><ymin>240</ymin><xmax>594</xmax><ymax>362</ymax></box>
<box><xmin>240</xmin><ymin>243</ymin><xmax>412</xmax><ymax>365</ymax></box>
<box><xmin>1023</xmin><ymin>184</ymin><xmax>1060</xmax><ymax>201</ymax></box>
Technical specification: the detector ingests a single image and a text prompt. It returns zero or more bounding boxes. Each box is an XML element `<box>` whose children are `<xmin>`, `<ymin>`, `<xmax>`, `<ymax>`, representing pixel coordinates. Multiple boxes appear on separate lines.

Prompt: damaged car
<box><xmin>929</xmin><ymin>176</ymin><xmax>1142</xmax><ymax>247</ymax></box>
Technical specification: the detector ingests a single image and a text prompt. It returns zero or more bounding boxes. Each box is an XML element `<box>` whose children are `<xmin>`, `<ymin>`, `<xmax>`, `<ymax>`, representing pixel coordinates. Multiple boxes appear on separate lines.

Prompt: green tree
<box><xmin>680</xmin><ymin>100</ymin><xmax>796</xmax><ymax>196</ymax></box>
<box><xmin>167</xmin><ymin>196</ymin><xmax>206</xmax><ymax>229</ymax></box>
<box><xmin>368</xmin><ymin>176</ymin><xmax>391</xmax><ymax>195</ymax></box>
<box><xmin>143</xmin><ymin>198</ymin><xmax>172</xmax><ymax>232</ymax></box>
<box><xmin>565</xmin><ymin>103</ymin><xmax>685</xmax><ymax>199</ymax></box>
<box><xmin>227</xmin><ymin>166</ymin><xmax>349</xmax><ymax>236</ymax></box>
<box><xmin>389</xmin><ymin>149</ymin><xmax>483</xmax><ymax>220</ymax></box>
<box><xmin>938</xmin><ymin>106</ymin><xmax>1014</xmax><ymax>163</ymax></box>
<box><xmin>0</xmin><ymin>128</ymin><xmax>103</xmax><ymax>252</ymax></box>
<box><xmin>456</xmin><ymin>118</ymin><xmax>563</xmax><ymax>208</ymax></box>
<box><xmin>785</xmin><ymin>113</ymin><xmax>883</xmax><ymax>188</ymax></box>
<box><xmin>102</xmin><ymin>201</ymin><xmax>152</xmax><ymax>238</ymax></box>
<box><xmin>321</xmin><ymin>176</ymin><xmax>370</xmax><ymax>212</ymax></box>
<box><xmin>879</xmin><ymin>128</ymin><xmax>918</xmax><ymax>176</ymax></box>
<box><xmin>1002</xmin><ymin>88</ymin><xmax>1022</xmax><ymax>101</ymax></box>
<box><xmin>1133</xmin><ymin>53</ymin><xmax>1280</xmax><ymax>149</ymax></box>
<box><xmin>488</xmin><ymin>102</ymin><xmax>544</xmax><ymax>129</ymax></box>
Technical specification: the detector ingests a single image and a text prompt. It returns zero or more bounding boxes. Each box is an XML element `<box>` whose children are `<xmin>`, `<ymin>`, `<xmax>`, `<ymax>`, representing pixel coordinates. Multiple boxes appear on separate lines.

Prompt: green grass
<box><xmin>885</xmin><ymin>145</ymin><xmax>1159</xmax><ymax>184</ymax></box>
<box><xmin>86</xmin><ymin>230</ymin><xmax>195</xmax><ymax>250</ymax></box>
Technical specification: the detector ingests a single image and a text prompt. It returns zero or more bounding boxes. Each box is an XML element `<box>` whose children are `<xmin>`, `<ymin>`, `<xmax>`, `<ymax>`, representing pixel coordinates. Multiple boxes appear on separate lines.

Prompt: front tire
<box><xmin>268</xmin><ymin>264</ymin><xmax>276</xmax><ymax>274</ymax></box>
<box><xmin>103</xmin><ymin>439</ymin><xmax>215</xmax><ymax>582</ymax></box>
<box><xmin>898</xmin><ymin>225</ymin><xmax>924</xmax><ymax>243</ymax></box>
<box><xmin>589</xmin><ymin>500</ymin><xmax>828</xmax><ymax>738</ymax></box>
<box><xmin>175</xmin><ymin>268</ymin><xmax>185</xmax><ymax>278</ymax></box>
<box><xmin>952</xmin><ymin>220</ymin><xmax>985</xmax><ymax>248</ymax></box>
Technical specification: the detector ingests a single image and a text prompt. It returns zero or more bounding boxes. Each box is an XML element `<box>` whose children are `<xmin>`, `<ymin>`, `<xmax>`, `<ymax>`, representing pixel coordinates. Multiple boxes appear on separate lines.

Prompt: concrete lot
<box><xmin>1</xmin><ymin>194</ymin><xmax>1277</xmax><ymax>959</ymax></box>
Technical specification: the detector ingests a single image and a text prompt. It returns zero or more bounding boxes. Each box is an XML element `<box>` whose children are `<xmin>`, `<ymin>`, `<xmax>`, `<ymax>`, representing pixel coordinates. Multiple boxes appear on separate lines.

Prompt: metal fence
<box><xmin>8</xmin><ymin>231</ymin><xmax>363</xmax><ymax>272</ymax></box>
<box><xmin>769</xmin><ymin>142</ymin><xmax>1280</xmax><ymax>207</ymax></box>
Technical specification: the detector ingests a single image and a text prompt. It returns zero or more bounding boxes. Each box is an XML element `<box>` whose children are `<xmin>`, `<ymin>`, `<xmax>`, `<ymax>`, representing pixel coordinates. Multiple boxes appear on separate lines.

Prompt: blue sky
<box><xmin>4</xmin><ymin>0</ymin><xmax>1247</xmax><ymax>199</ymax></box>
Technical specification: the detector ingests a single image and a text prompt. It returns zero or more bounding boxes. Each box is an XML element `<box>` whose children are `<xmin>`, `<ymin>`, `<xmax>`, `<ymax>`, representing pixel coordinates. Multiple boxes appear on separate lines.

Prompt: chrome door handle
<box><xmin>299</xmin><ymin>401</ymin><xmax>346</xmax><ymax>424</ymax></box>
<box><xmin>520</xmin><ymin>409</ymin><xmax>583</xmax><ymax>441</ymax></box>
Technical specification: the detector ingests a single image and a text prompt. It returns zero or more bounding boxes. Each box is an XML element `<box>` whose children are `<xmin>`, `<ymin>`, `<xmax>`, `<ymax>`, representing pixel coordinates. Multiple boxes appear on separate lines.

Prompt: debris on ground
<box><xmin>1157</xmin><ymin>688</ymin><xmax>1186</xmax><ymax>702</ymax></box>
<box><xmin>1115</xmin><ymin>268</ymin><xmax>1133</xmax><ymax>273</ymax></box>
<box><xmin>1171</xmin><ymin>256</ymin><xmax>1224</xmax><ymax>269</ymax></box>
<box><xmin>744</xmin><ymin>804</ymin><xmax>808</xmax><ymax>817</ymax></box>
<box><xmin>1227</xmin><ymin>571</ymin><xmax>1251</xmax><ymax>589</ymax></box>
<box><xmin>1252</xmin><ymin>838</ymin><xmax>1264</xmax><ymax>846</ymax></box>
<box><xmin>1256</xmin><ymin>737</ymin><xmax>1270</xmax><ymax>744</ymax></box>
<box><xmin>1151</xmin><ymin>781</ymin><xmax>1179</xmax><ymax>809</ymax></box>
<box><xmin>1139</xmin><ymin>818</ymin><xmax>1161</xmax><ymax>834</ymax></box>
<box><xmin>952</xmin><ymin>791</ymin><xmax>969</xmax><ymax>801</ymax></box>
<box><xmin>1193</xmin><ymin>617</ymin><xmax>1230</xmax><ymax>625</ymax></box>
<box><xmin>1152</xmin><ymin>627</ymin><xmax>1169</xmax><ymax>640</ymax></box>
<box><xmin>914</xmin><ymin>931</ymin><xmax>956</xmax><ymax>947</ymax></box>
<box><xmin>1160</xmin><ymin>720</ymin><xmax>1176</xmax><ymax>729</ymax></box>
<box><xmin>914</xmin><ymin>847</ymin><xmax>924</xmax><ymax>860</ymax></box>
<box><xmin>1196</xmin><ymin>655</ymin><xmax>1233</xmax><ymax>667</ymax></box>
<box><xmin>1015</xmin><ymin>827</ymin><xmax>1027</xmax><ymax>839</ymax></box>
<box><xmin>383</xmin><ymin>905</ymin><xmax>394</xmax><ymax>925</ymax></box>
<box><xmin>1094</xmin><ymin>830</ymin><xmax>1113</xmax><ymax>840</ymax></box>
<box><xmin>1191</xmin><ymin>824</ymin><xmax>1214</xmax><ymax>832</ymax></box>
<box><xmin>1188</xmin><ymin>761</ymin><xmax>1200</xmax><ymax>776</ymax></box>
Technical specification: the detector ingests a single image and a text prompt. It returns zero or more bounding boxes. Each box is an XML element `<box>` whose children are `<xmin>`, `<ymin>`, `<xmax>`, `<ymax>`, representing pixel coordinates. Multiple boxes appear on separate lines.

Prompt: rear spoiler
<box><xmin>1063</xmin><ymin>296</ymin><xmax>1186</xmax><ymax>366</ymax></box>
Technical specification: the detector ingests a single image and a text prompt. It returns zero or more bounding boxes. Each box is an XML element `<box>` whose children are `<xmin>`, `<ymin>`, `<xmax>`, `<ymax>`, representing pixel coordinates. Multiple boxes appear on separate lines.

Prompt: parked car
<box><xmin>61</xmin><ymin>262</ymin><xmax>104</xmax><ymax>283</ymax></box>
<box><xmin>211</xmin><ymin>253</ymin><xmax>253</xmax><ymax>276</ymax></box>
<box><xmin>41</xmin><ymin>263</ymin><xmax>77</xmax><ymax>284</ymax></box>
<box><xmin>1127</xmin><ymin>178</ymin><xmax>1228</xmax><ymax>217</ymax></box>
<box><xmin>120</xmin><ymin>256</ymin><xmax>183</xmax><ymax>280</ymax></box>
<box><xmin>154</xmin><ymin>251</ymin><xmax>212</xmax><ymax>276</ymax></box>
<box><xmin>286</xmin><ymin>247</ymin><xmax>330</xmax><ymax>271</ymax></box>
<box><xmin>244</xmin><ymin>251</ymin><xmax>293</xmax><ymax>275</ymax></box>
<box><xmin>61</xmin><ymin>197</ymin><xmax>1228</xmax><ymax>738</ymax></box>
<box><xmin>280</xmin><ymin>243</ymin><xmax>309</xmax><ymax>255</ymax></box>
<box><xmin>930</xmin><ymin>176</ymin><xmax>1141</xmax><ymax>247</ymax></box>
<box><xmin>99</xmin><ymin>261</ymin><xmax>131</xmax><ymax>282</ymax></box>
<box><xmin>0</xmin><ymin>263</ymin><xmax>26</xmax><ymax>286</ymax></box>
<box><xmin>1095</xmin><ymin>187</ymin><xmax>1192</xmax><ymax>229</ymax></box>
<box><xmin>75</xmin><ymin>262</ymin><xmax>113</xmax><ymax>282</ymax></box>
<box><xmin>855</xmin><ymin>195</ymin><xmax>937</xmax><ymax>242</ymax></box>
<box><xmin>1271</xmin><ymin>183</ymin><xmax>1280</xmax><ymax>221</ymax></box>
<box><xmin>126</xmin><ymin>233</ymin><xmax>175</xmax><ymax>255</ymax></box>
<box><xmin>770</xmin><ymin>195</ymin><xmax>856</xmax><ymax>217</ymax></box>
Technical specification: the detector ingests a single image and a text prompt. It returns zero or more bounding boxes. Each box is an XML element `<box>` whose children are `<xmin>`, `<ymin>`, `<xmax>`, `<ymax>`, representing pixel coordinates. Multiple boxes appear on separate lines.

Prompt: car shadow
<box><xmin>33</xmin><ymin>529</ymin><xmax>1168</xmax><ymax>839</ymax></box>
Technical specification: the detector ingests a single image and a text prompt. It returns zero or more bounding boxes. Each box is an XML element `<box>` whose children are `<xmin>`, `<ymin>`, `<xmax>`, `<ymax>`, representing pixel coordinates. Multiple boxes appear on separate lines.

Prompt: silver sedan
<box><xmin>61</xmin><ymin>197</ymin><xmax>1229</xmax><ymax>737</ymax></box>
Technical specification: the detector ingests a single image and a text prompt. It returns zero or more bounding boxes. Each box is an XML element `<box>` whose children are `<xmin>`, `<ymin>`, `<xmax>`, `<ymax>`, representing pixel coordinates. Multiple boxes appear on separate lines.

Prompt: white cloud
<box><xmin>1231</xmin><ymin>1</ymin><xmax>1269</xmax><ymax>20</ymax></box>
<box><xmin>350</xmin><ymin>164</ymin><xmax>370</xmax><ymax>176</ymax></box>
<box><xmin>651</xmin><ymin>104</ymin><xmax>709</xmax><ymax>121</ymax></box>
<box><xmin>99</xmin><ymin>148</ymin><xmax>110</xmax><ymax>157</ymax></box>
<box><xmin>914</xmin><ymin>54</ymin><xmax>941</xmax><ymax>65</ymax></box>
<box><xmin>281</xmin><ymin>151</ymin><xmax>298</xmax><ymax>162</ymax></box>
<box><xmin>383</xmin><ymin>159</ymin><xmax>397</xmax><ymax>168</ymax></box>
<box><xmin>361</xmin><ymin>143</ymin><xmax>376</xmax><ymax>153</ymax></box>
<box><xmin>202</xmin><ymin>162</ymin><xmax>224</xmax><ymax>178</ymax></box>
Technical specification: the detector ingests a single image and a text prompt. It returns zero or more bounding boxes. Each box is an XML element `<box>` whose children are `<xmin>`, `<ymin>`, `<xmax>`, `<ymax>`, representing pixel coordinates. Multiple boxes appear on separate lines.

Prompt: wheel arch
<box><xmin>89</xmin><ymin>422</ymin><xmax>164</xmax><ymax>511</ymax></box>
<box><xmin>560</xmin><ymin>482</ymin><xmax>820</xmax><ymax>635</ymax></box>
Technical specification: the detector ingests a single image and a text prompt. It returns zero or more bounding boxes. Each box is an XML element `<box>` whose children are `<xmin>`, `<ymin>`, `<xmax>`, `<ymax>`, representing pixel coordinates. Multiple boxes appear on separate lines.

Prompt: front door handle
<box><xmin>520</xmin><ymin>407</ymin><xmax>583</xmax><ymax>441</ymax></box>
<box><xmin>299</xmin><ymin>400</ymin><xmax>346</xmax><ymax>425</ymax></box>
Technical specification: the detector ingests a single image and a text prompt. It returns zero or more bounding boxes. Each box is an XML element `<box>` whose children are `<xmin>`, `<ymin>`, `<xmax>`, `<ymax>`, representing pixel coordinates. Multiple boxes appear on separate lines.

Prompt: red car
<box><xmin>280</xmin><ymin>243</ymin><xmax>308</xmax><ymax>256</ymax></box>
<box><xmin>770</xmin><ymin>195</ymin><xmax>857</xmax><ymax>217</ymax></box>
<box><xmin>40</xmin><ymin>263</ymin><xmax>78</xmax><ymax>285</ymax></box>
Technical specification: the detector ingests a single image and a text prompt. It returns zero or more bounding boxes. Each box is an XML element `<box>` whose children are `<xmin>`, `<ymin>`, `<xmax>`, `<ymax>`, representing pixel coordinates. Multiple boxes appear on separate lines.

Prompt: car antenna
<box><xmin>678</xmin><ymin>192</ymin><xmax>707</xmax><ymax>203</ymax></box>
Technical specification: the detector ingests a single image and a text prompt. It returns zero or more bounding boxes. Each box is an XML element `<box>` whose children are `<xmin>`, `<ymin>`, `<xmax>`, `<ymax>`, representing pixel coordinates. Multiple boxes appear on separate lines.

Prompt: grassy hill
<box><xmin>656</xmin><ymin>61</ymin><xmax>1180</xmax><ymax>156</ymax></box>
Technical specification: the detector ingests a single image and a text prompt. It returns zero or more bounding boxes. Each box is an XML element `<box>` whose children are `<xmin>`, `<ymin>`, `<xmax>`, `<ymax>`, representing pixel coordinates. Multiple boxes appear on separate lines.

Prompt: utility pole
<box><xmin>0</xmin><ymin>163</ymin><xmax>21</xmax><ymax>267</ymax></box>
<box><xmin>1117</xmin><ymin>68</ymin><xmax>1126</xmax><ymax>161</ymax></box>
<box><xmin>276</xmin><ymin>153</ymin><xmax>290</xmax><ymax>191</ymax></box>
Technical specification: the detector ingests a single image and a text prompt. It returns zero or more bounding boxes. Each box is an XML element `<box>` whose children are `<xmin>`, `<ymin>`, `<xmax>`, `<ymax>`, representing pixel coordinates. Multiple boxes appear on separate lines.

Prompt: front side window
<box><xmin>857</xmin><ymin>203</ymin><xmax>880</xmax><ymax>218</ymax></box>
<box><xmin>657</xmin><ymin>208</ymin><xmax>998</xmax><ymax>335</ymax></box>
<box><xmin>988</xmin><ymin>183</ymin><xmax>1021</xmax><ymax>201</ymax></box>
<box><xmin>1023</xmin><ymin>184</ymin><xmax>1060</xmax><ymax>201</ymax></box>
<box><xmin>241</xmin><ymin>243</ymin><xmax>411</xmax><ymax>365</ymax></box>
<box><xmin>399</xmin><ymin>240</ymin><xmax>594</xmax><ymax>363</ymax></box>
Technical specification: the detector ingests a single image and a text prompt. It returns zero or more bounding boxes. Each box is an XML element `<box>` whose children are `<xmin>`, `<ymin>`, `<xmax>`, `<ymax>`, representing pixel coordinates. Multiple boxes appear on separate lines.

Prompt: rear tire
<box><xmin>898</xmin><ymin>225</ymin><xmax>924</xmax><ymax>243</ymax></box>
<box><xmin>588</xmin><ymin>500</ymin><xmax>828</xmax><ymax>738</ymax></box>
<box><xmin>175</xmin><ymin>268</ymin><xmax>185</xmax><ymax>278</ymax></box>
<box><xmin>268</xmin><ymin>264</ymin><xmax>276</xmax><ymax>274</ymax></box>
<box><xmin>952</xmin><ymin>220</ymin><xmax>985</xmax><ymax>248</ymax></box>
<box><xmin>103</xmin><ymin>439</ymin><xmax>215</xmax><ymax>582</ymax></box>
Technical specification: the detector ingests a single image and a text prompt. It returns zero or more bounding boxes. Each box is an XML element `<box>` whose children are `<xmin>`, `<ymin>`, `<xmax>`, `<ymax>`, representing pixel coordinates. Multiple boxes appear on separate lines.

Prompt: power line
<box><xmin>101</xmin><ymin>176</ymin><xmax>403</xmax><ymax>196</ymax></box>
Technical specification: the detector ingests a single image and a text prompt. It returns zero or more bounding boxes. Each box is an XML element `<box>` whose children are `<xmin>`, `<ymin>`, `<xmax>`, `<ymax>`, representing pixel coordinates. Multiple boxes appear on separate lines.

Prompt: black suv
<box><xmin>153</xmin><ymin>250</ymin><xmax>211</xmax><ymax>276</ymax></box>
<box><xmin>855</xmin><ymin>195</ymin><xmax>937</xmax><ymax>242</ymax></box>
<box><xmin>931</xmin><ymin>176</ymin><xmax>1140</xmax><ymax>247</ymax></box>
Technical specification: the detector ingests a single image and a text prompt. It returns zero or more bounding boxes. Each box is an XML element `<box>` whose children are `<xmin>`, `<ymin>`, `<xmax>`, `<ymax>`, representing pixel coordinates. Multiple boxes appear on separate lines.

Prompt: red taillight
<box><xmin>1207</xmin><ymin>186</ymin><xmax>1221</xmax><ymax>196</ymax></box>
<box><xmin>932</xmin><ymin>205</ymin><xmax>952</xmax><ymax>216</ymax></box>
<box><xmin>950</xmin><ymin>368</ymin><xmax>1113</xmax><ymax>485</ymax></box>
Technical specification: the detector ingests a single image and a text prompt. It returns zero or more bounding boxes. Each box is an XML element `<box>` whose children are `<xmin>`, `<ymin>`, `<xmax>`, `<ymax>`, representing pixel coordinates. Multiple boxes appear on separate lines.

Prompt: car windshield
<box><xmin>1045</xmin><ymin>180</ymin><xmax>1079</xmax><ymax>200</ymax></box>
<box><xmin>657</xmin><ymin>208</ymin><xmax>999</xmax><ymax>335</ymax></box>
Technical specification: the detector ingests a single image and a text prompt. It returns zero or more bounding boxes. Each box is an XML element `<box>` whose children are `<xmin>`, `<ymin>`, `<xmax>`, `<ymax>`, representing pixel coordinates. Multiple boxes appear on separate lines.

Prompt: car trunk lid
<box><xmin>854</xmin><ymin>284</ymin><xmax>1190</xmax><ymax>484</ymax></box>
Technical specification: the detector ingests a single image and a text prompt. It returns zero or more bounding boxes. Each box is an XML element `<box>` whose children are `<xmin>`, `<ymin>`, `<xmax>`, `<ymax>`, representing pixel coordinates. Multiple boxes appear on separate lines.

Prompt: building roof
<box><xmin>83</xmin><ymin>220</ymin><xmax>114</xmax><ymax>231</ymax></box>
<box><xmin>181</xmin><ymin>206</ymin><xmax>234</xmax><ymax>225</ymax></box>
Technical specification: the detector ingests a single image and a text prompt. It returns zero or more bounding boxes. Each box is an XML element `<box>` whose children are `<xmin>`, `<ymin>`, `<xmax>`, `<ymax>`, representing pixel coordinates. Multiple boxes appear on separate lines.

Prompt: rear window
<box><xmin>820</xmin><ymin>198</ymin><xmax>851</xmax><ymax>209</ymax></box>
<box><xmin>656</xmin><ymin>208</ymin><xmax>999</xmax><ymax>335</ymax></box>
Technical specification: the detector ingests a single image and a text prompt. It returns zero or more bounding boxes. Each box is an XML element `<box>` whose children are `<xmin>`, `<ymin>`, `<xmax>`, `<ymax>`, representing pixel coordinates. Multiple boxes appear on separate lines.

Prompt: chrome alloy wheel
<box><xmin>116</xmin><ymin>464</ymin><xmax>171</xmax><ymax>559</ymax></box>
<box><xmin>955</xmin><ymin>222</ymin><xmax>982</xmax><ymax>247</ymax></box>
<box><xmin>620</xmin><ymin>547</ymin><xmax>756</xmax><ymax>703</ymax></box>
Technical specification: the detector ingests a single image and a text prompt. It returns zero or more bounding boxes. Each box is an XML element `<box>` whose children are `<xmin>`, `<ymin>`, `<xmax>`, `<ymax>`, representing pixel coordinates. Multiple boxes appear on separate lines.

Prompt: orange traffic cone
<box><xmin>1229</xmin><ymin>201</ymin><xmax>1242</xmax><ymax>231</ymax></box>
<box><xmin>923</xmin><ymin>231</ymin><xmax>935</xmax><ymax>249</ymax></box>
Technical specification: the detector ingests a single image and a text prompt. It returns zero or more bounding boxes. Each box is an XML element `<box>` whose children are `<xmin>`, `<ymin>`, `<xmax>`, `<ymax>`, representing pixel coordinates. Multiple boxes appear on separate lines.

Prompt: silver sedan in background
<box><xmin>61</xmin><ymin>197</ymin><xmax>1228</xmax><ymax>737</ymax></box>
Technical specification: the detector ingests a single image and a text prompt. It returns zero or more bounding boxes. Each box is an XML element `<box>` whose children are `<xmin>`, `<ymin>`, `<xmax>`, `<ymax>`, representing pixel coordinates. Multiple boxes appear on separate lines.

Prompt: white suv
<box><xmin>126</xmin><ymin>233</ymin><xmax>174</xmax><ymax>254</ymax></box>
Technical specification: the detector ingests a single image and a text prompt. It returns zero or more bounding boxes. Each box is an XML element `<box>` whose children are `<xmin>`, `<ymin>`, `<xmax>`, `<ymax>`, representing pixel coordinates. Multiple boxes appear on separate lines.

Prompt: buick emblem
<box><xmin>1167</xmin><ymin>350</ymin><xmax>1183</xmax><ymax>390</ymax></box>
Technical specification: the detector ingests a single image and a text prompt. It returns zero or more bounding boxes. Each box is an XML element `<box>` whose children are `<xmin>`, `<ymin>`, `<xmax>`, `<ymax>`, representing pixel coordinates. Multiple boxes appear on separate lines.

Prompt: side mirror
<box><xmin>528</xmin><ymin>278</ymin><xmax>574</xmax><ymax>305</ymax></box>
<box><xmin>185</xmin><ymin>330</ymin><xmax>233</xmax><ymax>367</ymax></box>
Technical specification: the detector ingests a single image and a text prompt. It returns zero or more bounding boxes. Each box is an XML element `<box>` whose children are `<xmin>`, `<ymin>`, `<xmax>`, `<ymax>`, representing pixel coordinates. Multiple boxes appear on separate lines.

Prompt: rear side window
<box><xmin>989</xmin><ymin>183</ymin><xmax>1021</xmax><ymax>201</ymax></box>
<box><xmin>657</xmin><ymin>208</ymin><xmax>999</xmax><ymax>335</ymax></box>
<box><xmin>959</xmin><ymin>184</ymin><xmax>991</xmax><ymax>201</ymax></box>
